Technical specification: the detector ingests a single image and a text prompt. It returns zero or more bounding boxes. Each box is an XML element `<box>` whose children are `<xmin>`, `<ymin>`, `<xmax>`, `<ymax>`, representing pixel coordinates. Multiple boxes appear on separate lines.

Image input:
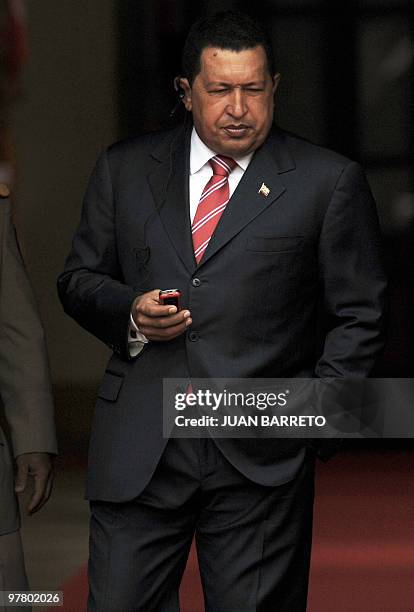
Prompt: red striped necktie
<box><xmin>191</xmin><ymin>155</ymin><xmax>237</xmax><ymax>263</ymax></box>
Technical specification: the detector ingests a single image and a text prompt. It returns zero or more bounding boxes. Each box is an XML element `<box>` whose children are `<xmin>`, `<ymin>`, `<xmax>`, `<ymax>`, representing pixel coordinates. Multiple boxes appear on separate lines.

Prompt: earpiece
<box><xmin>170</xmin><ymin>76</ymin><xmax>186</xmax><ymax>117</ymax></box>
<box><xmin>173</xmin><ymin>75</ymin><xmax>186</xmax><ymax>99</ymax></box>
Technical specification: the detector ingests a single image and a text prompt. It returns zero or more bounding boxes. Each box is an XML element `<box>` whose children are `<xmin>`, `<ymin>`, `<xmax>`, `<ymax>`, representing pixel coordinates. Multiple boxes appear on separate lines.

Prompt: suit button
<box><xmin>192</xmin><ymin>277</ymin><xmax>201</xmax><ymax>287</ymax></box>
<box><xmin>188</xmin><ymin>331</ymin><xmax>199</xmax><ymax>342</ymax></box>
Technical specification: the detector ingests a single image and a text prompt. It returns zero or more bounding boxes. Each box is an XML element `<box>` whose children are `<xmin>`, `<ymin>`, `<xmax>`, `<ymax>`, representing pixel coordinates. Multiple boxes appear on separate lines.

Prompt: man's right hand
<box><xmin>15</xmin><ymin>452</ymin><xmax>54</xmax><ymax>515</ymax></box>
<box><xmin>132</xmin><ymin>289</ymin><xmax>192</xmax><ymax>341</ymax></box>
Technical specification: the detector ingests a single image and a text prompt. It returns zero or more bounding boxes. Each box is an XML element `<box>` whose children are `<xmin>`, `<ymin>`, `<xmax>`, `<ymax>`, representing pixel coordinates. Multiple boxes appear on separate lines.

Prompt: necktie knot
<box><xmin>209</xmin><ymin>155</ymin><xmax>237</xmax><ymax>177</ymax></box>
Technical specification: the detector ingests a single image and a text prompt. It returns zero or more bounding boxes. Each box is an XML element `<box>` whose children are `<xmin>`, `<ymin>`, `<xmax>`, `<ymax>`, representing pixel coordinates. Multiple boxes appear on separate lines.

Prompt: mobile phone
<box><xmin>159</xmin><ymin>289</ymin><xmax>182</xmax><ymax>310</ymax></box>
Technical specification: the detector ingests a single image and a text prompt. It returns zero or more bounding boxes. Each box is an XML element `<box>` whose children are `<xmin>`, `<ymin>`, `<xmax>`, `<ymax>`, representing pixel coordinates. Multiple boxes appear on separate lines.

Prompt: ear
<box><xmin>179</xmin><ymin>77</ymin><xmax>192</xmax><ymax>111</ymax></box>
<box><xmin>272</xmin><ymin>73</ymin><xmax>281</xmax><ymax>95</ymax></box>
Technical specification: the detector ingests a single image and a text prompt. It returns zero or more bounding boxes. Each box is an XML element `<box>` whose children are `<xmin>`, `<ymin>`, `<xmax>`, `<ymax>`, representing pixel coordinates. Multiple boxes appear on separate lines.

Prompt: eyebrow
<box><xmin>205</xmin><ymin>81</ymin><xmax>266</xmax><ymax>87</ymax></box>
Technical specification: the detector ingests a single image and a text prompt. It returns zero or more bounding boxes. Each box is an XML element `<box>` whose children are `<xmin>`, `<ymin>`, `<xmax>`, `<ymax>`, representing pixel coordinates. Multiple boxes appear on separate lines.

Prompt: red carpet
<box><xmin>51</xmin><ymin>452</ymin><xmax>414</xmax><ymax>611</ymax></box>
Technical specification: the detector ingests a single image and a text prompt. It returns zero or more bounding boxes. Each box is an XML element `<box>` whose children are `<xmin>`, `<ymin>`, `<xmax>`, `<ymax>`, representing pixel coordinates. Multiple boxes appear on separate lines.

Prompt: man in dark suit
<box><xmin>58</xmin><ymin>11</ymin><xmax>386</xmax><ymax>612</ymax></box>
<box><xmin>0</xmin><ymin>184</ymin><xmax>57</xmax><ymax>603</ymax></box>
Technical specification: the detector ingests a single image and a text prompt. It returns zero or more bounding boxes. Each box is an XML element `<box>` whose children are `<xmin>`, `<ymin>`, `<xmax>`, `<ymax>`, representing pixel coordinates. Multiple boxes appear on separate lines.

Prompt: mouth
<box><xmin>222</xmin><ymin>125</ymin><xmax>252</xmax><ymax>138</ymax></box>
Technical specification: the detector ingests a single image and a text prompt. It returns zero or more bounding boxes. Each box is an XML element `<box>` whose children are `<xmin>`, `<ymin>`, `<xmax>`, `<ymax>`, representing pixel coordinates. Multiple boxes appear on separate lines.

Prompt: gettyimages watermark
<box><xmin>162</xmin><ymin>378</ymin><xmax>414</xmax><ymax>438</ymax></box>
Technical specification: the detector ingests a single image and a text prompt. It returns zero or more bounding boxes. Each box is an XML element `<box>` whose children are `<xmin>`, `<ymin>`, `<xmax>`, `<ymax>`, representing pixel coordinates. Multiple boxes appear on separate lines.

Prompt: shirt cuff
<box><xmin>128</xmin><ymin>312</ymin><xmax>148</xmax><ymax>357</ymax></box>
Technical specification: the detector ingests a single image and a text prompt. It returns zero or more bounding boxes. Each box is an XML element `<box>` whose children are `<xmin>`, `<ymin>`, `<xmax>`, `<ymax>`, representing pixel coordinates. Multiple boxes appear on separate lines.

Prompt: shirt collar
<box><xmin>190</xmin><ymin>127</ymin><xmax>253</xmax><ymax>175</ymax></box>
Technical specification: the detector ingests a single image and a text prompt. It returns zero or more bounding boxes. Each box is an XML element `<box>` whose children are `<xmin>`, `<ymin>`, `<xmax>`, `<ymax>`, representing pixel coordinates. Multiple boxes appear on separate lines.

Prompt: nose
<box><xmin>227</xmin><ymin>88</ymin><xmax>247</xmax><ymax>118</ymax></box>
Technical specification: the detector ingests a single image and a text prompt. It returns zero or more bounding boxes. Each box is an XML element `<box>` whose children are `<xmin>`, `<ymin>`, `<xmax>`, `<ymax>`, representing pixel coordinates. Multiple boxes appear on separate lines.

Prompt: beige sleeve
<box><xmin>0</xmin><ymin>200</ymin><xmax>57</xmax><ymax>457</ymax></box>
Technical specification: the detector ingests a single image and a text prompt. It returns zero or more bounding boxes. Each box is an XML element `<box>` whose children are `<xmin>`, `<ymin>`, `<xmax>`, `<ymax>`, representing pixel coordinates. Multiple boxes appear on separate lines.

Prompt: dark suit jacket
<box><xmin>0</xmin><ymin>194</ymin><xmax>57</xmax><ymax>534</ymax></box>
<box><xmin>58</xmin><ymin>124</ymin><xmax>387</xmax><ymax>502</ymax></box>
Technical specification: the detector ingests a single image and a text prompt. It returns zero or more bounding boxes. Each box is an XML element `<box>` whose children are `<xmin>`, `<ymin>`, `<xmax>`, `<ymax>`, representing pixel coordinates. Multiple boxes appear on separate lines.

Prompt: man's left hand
<box><xmin>15</xmin><ymin>452</ymin><xmax>54</xmax><ymax>515</ymax></box>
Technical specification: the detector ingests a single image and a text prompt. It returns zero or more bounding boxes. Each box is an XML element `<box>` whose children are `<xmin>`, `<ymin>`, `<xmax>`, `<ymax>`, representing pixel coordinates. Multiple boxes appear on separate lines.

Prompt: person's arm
<box><xmin>57</xmin><ymin>151</ymin><xmax>191</xmax><ymax>361</ymax></box>
<box><xmin>0</xmin><ymin>196</ymin><xmax>57</xmax><ymax>513</ymax></box>
<box><xmin>315</xmin><ymin>161</ymin><xmax>387</xmax><ymax>377</ymax></box>
<box><xmin>57</xmin><ymin>151</ymin><xmax>138</xmax><ymax>360</ymax></box>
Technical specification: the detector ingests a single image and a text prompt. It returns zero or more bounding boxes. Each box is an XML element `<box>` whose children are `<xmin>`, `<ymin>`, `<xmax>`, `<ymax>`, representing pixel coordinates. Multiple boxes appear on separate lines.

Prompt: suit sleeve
<box><xmin>57</xmin><ymin>150</ymin><xmax>138</xmax><ymax>360</ymax></box>
<box><xmin>315</xmin><ymin>161</ymin><xmax>387</xmax><ymax>377</ymax></box>
<box><xmin>0</xmin><ymin>201</ymin><xmax>57</xmax><ymax>457</ymax></box>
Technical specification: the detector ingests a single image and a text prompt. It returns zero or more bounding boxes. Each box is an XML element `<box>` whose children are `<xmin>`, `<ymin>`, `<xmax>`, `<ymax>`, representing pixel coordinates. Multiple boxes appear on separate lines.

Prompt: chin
<box><xmin>218</xmin><ymin>140</ymin><xmax>254</xmax><ymax>157</ymax></box>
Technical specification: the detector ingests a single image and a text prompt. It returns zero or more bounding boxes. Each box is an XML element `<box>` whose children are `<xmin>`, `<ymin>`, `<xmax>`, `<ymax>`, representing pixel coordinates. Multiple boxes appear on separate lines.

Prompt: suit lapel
<box><xmin>147</xmin><ymin>124</ymin><xmax>196</xmax><ymax>274</ymax></box>
<box><xmin>197</xmin><ymin>128</ymin><xmax>295</xmax><ymax>268</ymax></box>
<box><xmin>147</xmin><ymin>125</ymin><xmax>296</xmax><ymax>273</ymax></box>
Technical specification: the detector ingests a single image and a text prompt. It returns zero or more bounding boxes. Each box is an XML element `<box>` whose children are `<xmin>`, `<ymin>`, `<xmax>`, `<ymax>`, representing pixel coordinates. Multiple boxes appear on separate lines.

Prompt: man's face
<box><xmin>181</xmin><ymin>45</ymin><xmax>280</xmax><ymax>158</ymax></box>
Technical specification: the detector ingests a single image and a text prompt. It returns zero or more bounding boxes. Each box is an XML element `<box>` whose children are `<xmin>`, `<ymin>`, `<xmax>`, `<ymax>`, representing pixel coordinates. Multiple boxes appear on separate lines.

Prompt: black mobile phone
<box><xmin>159</xmin><ymin>289</ymin><xmax>182</xmax><ymax>310</ymax></box>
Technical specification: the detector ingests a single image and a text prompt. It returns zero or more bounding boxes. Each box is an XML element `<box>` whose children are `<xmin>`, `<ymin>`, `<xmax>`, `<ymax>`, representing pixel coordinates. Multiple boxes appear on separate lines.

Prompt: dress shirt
<box><xmin>128</xmin><ymin>127</ymin><xmax>253</xmax><ymax>356</ymax></box>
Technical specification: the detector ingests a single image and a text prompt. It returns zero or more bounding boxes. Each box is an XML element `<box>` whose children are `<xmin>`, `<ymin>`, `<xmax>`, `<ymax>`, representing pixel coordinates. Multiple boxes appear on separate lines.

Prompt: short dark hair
<box><xmin>182</xmin><ymin>11</ymin><xmax>276</xmax><ymax>84</ymax></box>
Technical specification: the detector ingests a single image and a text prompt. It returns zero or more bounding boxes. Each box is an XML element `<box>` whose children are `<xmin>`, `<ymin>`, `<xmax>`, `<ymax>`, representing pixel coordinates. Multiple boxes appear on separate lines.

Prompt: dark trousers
<box><xmin>88</xmin><ymin>438</ymin><xmax>315</xmax><ymax>612</ymax></box>
<box><xmin>0</xmin><ymin>530</ymin><xmax>30</xmax><ymax>612</ymax></box>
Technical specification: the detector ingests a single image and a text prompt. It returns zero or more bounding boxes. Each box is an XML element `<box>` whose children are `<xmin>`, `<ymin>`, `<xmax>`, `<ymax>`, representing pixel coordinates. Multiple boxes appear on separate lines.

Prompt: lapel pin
<box><xmin>258</xmin><ymin>183</ymin><xmax>270</xmax><ymax>197</ymax></box>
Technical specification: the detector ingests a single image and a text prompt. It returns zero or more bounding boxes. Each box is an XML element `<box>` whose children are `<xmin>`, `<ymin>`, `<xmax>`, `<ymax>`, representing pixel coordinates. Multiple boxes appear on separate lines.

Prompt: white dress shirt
<box><xmin>128</xmin><ymin>127</ymin><xmax>253</xmax><ymax>356</ymax></box>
